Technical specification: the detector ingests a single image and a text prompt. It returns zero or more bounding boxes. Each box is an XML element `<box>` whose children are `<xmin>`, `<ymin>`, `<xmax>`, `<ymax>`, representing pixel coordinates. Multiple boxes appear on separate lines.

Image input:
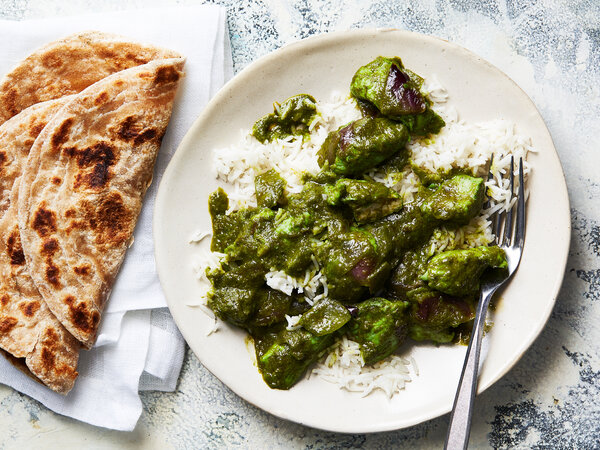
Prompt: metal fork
<box><xmin>444</xmin><ymin>157</ymin><xmax>526</xmax><ymax>450</ymax></box>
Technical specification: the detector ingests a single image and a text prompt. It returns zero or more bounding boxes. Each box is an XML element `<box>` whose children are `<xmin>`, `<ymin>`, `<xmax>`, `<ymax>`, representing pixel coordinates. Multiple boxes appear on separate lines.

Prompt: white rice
<box><xmin>265</xmin><ymin>254</ymin><xmax>328</xmax><ymax>306</ymax></box>
<box><xmin>188</xmin><ymin>237</ymin><xmax>225</xmax><ymax>335</ymax></box>
<box><xmin>311</xmin><ymin>336</ymin><xmax>416</xmax><ymax>398</ymax></box>
<box><xmin>285</xmin><ymin>314</ymin><xmax>302</xmax><ymax>331</ymax></box>
<box><xmin>188</xmin><ymin>229</ymin><xmax>211</xmax><ymax>244</ymax></box>
<box><xmin>190</xmin><ymin>83</ymin><xmax>532</xmax><ymax>397</ymax></box>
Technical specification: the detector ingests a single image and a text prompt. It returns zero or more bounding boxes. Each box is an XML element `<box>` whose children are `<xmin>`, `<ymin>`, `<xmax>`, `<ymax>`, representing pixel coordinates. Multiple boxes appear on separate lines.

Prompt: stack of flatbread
<box><xmin>0</xmin><ymin>32</ymin><xmax>185</xmax><ymax>394</ymax></box>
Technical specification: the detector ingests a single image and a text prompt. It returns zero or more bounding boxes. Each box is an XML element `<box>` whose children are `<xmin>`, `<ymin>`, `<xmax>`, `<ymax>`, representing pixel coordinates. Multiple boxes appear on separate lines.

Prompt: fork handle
<box><xmin>444</xmin><ymin>286</ymin><xmax>496</xmax><ymax>450</ymax></box>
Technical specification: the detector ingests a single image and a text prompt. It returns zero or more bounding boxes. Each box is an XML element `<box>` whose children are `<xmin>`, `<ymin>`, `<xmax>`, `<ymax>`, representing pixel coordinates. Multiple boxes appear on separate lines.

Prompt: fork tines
<box><xmin>490</xmin><ymin>157</ymin><xmax>525</xmax><ymax>249</ymax></box>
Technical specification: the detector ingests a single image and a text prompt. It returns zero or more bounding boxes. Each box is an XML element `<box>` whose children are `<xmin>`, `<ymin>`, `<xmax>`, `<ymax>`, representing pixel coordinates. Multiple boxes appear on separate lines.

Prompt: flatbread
<box><xmin>0</xmin><ymin>31</ymin><xmax>181</xmax><ymax>125</ymax></box>
<box><xmin>0</xmin><ymin>182</ymin><xmax>79</xmax><ymax>393</ymax></box>
<box><xmin>0</xmin><ymin>100</ymin><xmax>80</xmax><ymax>394</ymax></box>
<box><xmin>18</xmin><ymin>57</ymin><xmax>185</xmax><ymax>349</ymax></box>
<box><xmin>0</xmin><ymin>98</ymin><xmax>71</xmax><ymax>216</ymax></box>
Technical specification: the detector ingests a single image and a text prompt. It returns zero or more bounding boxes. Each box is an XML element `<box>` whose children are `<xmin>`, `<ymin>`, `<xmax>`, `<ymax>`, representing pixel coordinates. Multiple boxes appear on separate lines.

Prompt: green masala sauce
<box><xmin>206</xmin><ymin>56</ymin><xmax>507</xmax><ymax>390</ymax></box>
<box><xmin>251</xmin><ymin>94</ymin><xmax>318</xmax><ymax>143</ymax></box>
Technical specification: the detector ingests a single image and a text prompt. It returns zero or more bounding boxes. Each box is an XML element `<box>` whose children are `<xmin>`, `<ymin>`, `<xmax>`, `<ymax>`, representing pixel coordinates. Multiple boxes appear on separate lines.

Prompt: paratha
<box><xmin>0</xmin><ymin>98</ymin><xmax>71</xmax><ymax>216</ymax></box>
<box><xmin>0</xmin><ymin>99</ymin><xmax>80</xmax><ymax>394</ymax></box>
<box><xmin>0</xmin><ymin>181</ymin><xmax>79</xmax><ymax>393</ymax></box>
<box><xmin>18</xmin><ymin>57</ymin><xmax>185</xmax><ymax>349</ymax></box>
<box><xmin>0</xmin><ymin>31</ymin><xmax>181</xmax><ymax>125</ymax></box>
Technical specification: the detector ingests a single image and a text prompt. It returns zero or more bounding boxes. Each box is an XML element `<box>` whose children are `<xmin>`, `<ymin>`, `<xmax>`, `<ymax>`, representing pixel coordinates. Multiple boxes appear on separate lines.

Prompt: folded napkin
<box><xmin>0</xmin><ymin>5</ymin><xmax>233</xmax><ymax>431</ymax></box>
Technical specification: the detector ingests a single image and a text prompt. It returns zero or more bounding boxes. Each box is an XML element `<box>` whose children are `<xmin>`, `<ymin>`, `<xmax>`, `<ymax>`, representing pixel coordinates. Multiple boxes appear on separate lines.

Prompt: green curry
<box><xmin>206</xmin><ymin>57</ymin><xmax>507</xmax><ymax>390</ymax></box>
<box><xmin>252</xmin><ymin>94</ymin><xmax>318</xmax><ymax>143</ymax></box>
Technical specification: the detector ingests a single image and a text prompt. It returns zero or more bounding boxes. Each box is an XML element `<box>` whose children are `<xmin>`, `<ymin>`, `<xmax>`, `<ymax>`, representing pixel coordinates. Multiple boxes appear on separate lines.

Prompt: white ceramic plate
<box><xmin>154</xmin><ymin>30</ymin><xmax>570</xmax><ymax>433</ymax></box>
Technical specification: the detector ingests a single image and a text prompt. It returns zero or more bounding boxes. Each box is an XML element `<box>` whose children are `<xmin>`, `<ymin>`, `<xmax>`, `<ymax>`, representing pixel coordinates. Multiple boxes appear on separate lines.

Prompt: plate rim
<box><xmin>154</xmin><ymin>28</ymin><xmax>571</xmax><ymax>433</ymax></box>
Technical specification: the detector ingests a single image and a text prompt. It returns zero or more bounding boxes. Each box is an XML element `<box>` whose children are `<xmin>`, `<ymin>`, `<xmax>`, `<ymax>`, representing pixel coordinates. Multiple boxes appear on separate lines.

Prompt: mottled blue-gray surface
<box><xmin>1</xmin><ymin>0</ymin><xmax>599</xmax><ymax>448</ymax></box>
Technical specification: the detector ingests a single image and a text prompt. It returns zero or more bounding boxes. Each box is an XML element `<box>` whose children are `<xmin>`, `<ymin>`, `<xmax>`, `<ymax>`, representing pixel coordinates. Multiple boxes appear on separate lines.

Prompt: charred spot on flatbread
<box><xmin>40</xmin><ymin>347</ymin><xmax>55</xmax><ymax>372</ymax></box>
<box><xmin>64</xmin><ymin>218</ymin><xmax>87</xmax><ymax>235</ymax></box>
<box><xmin>0</xmin><ymin>294</ymin><xmax>9</xmax><ymax>307</ymax></box>
<box><xmin>73</xmin><ymin>264</ymin><xmax>91</xmax><ymax>276</ymax></box>
<box><xmin>6</xmin><ymin>227</ymin><xmax>25</xmax><ymax>266</ymax></box>
<box><xmin>32</xmin><ymin>205</ymin><xmax>58</xmax><ymax>237</ymax></box>
<box><xmin>70</xmin><ymin>142</ymin><xmax>116</xmax><ymax>190</ymax></box>
<box><xmin>155</xmin><ymin>65</ymin><xmax>180</xmax><ymax>84</ymax></box>
<box><xmin>94</xmin><ymin>92</ymin><xmax>109</xmax><ymax>106</ymax></box>
<box><xmin>87</xmin><ymin>192</ymin><xmax>133</xmax><ymax>247</ymax></box>
<box><xmin>134</xmin><ymin>129</ymin><xmax>157</xmax><ymax>145</ymax></box>
<box><xmin>97</xmin><ymin>48</ymin><xmax>117</xmax><ymax>61</ymax></box>
<box><xmin>64</xmin><ymin>295</ymin><xmax>100</xmax><ymax>333</ymax></box>
<box><xmin>97</xmin><ymin>48</ymin><xmax>151</xmax><ymax>70</ymax></box>
<box><xmin>45</xmin><ymin>261</ymin><xmax>61</xmax><ymax>288</ymax></box>
<box><xmin>38</xmin><ymin>327</ymin><xmax>78</xmax><ymax>381</ymax></box>
<box><xmin>50</xmin><ymin>118</ymin><xmax>74</xmax><ymax>152</ymax></box>
<box><xmin>21</xmin><ymin>139</ymin><xmax>35</xmax><ymax>149</ymax></box>
<box><xmin>72</xmin><ymin>143</ymin><xmax>115</xmax><ymax>167</ymax></box>
<box><xmin>0</xmin><ymin>151</ymin><xmax>6</xmax><ymax>168</ymax></box>
<box><xmin>118</xmin><ymin>116</ymin><xmax>140</xmax><ymax>140</ymax></box>
<box><xmin>19</xmin><ymin>301</ymin><xmax>40</xmax><ymax>318</ymax></box>
<box><xmin>117</xmin><ymin>116</ymin><xmax>157</xmax><ymax>145</ymax></box>
<box><xmin>29</xmin><ymin>122</ymin><xmax>46</xmax><ymax>138</ymax></box>
<box><xmin>0</xmin><ymin>316</ymin><xmax>18</xmax><ymax>333</ymax></box>
<box><xmin>2</xmin><ymin>87</ymin><xmax>18</xmax><ymax>118</ymax></box>
<box><xmin>41</xmin><ymin>238</ymin><xmax>59</xmax><ymax>256</ymax></box>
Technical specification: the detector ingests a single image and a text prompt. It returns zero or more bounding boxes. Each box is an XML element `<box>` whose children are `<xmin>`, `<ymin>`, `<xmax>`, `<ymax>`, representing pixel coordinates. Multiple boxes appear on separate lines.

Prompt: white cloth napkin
<box><xmin>0</xmin><ymin>5</ymin><xmax>233</xmax><ymax>431</ymax></box>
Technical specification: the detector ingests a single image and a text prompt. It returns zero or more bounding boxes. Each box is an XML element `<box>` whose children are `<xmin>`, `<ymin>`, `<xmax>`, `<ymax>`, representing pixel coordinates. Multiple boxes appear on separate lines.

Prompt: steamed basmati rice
<box><xmin>311</xmin><ymin>337</ymin><xmax>416</xmax><ymax>398</ymax></box>
<box><xmin>189</xmin><ymin>80</ymin><xmax>532</xmax><ymax>397</ymax></box>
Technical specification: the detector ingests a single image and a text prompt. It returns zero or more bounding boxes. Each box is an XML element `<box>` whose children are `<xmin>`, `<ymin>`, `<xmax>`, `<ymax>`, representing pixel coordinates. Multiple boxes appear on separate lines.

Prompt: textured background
<box><xmin>1</xmin><ymin>0</ymin><xmax>599</xmax><ymax>448</ymax></box>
